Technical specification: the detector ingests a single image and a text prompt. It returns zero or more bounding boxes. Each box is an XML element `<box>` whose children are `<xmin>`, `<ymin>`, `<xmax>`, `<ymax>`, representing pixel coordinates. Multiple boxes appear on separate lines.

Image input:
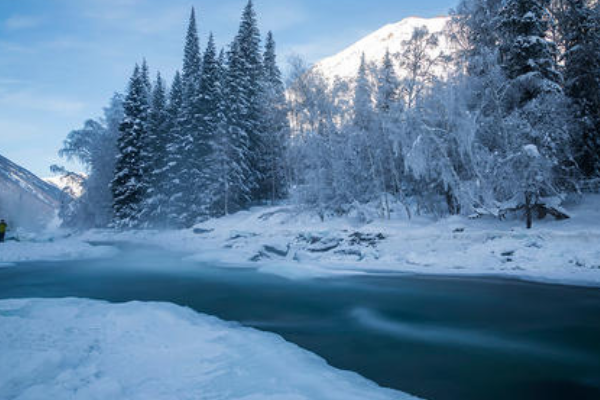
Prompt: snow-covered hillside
<box><xmin>313</xmin><ymin>16</ymin><xmax>452</xmax><ymax>82</ymax></box>
<box><xmin>0</xmin><ymin>154</ymin><xmax>63</xmax><ymax>229</ymax></box>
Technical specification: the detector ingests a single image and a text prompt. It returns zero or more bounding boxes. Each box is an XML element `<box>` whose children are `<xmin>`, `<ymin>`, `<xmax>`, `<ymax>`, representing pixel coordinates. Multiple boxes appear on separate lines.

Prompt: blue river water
<box><xmin>1</xmin><ymin>245</ymin><xmax>599</xmax><ymax>400</ymax></box>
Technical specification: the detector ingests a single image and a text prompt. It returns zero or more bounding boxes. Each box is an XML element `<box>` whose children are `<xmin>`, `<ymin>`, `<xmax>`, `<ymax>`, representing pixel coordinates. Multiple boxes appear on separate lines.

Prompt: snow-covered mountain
<box><xmin>44</xmin><ymin>174</ymin><xmax>85</xmax><ymax>198</ymax></box>
<box><xmin>313</xmin><ymin>16</ymin><xmax>452</xmax><ymax>83</ymax></box>
<box><xmin>0</xmin><ymin>154</ymin><xmax>63</xmax><ymax>229</ymax></box>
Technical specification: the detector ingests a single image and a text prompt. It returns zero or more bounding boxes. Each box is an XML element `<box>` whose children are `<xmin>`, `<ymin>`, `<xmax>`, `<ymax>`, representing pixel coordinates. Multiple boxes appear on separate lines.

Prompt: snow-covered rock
<box><xmin>0</xmin><ymin>298</ymin><xmax>417</xmax><ymax>400</ymax></box>
<box><xmin>313</xmin><ymin>16</ymin><xmax>452</xmax><ymax>83</ymax></box>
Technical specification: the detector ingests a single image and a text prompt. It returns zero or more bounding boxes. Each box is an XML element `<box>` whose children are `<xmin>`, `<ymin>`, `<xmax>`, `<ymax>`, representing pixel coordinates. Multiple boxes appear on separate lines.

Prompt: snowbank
<box><xmin>0</xmin><ymin>298</ymin><xmax>416</xmax><ymax>400</ymax></box>
<box><xmin>0</xmin><ymin>235</ymin><xmax>117</xmax><ymax>263</ymax></box>
<box><xmin>81</xmin><ymin>195</ymin><xmax>600</xmax><ymax>286</ymax></box>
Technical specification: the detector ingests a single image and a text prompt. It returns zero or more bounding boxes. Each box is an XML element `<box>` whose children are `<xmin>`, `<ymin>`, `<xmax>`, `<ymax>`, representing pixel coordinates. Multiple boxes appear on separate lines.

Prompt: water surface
<box><xmin>1</xmin><ymin>246</ymin><xmax>599</xmax><ymax>400</ymax></box>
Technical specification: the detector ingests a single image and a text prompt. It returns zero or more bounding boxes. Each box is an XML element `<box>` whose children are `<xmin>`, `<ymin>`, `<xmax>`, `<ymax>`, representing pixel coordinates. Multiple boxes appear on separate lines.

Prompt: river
<box><xmin>1</xmin><ymin>245</ymin><xmax>599</xmax><ymax>400</ymax></box>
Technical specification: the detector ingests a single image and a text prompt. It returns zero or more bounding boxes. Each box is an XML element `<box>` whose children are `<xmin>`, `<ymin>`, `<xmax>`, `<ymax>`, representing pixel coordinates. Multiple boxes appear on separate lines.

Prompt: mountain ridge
<box><xmin>0</xmin><ymin>154</ymin><xmax>63</xmax><ymax>229</ymax></box>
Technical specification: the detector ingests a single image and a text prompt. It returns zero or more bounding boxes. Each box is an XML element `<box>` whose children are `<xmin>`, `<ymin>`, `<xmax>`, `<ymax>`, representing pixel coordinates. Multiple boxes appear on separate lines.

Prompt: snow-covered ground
<box><xmin>0</xmin><ymin>233</ymin><xmax>117</xmax><ymax>264</ymax></box>
<box><xmin>0</xmin><ymin>298</ymin><xmax>416</xmax><ymax>400</ymax></box>
<box><xmin>79</xmin><ymin>194</ymin><xmax>600</xmax><ymax>286</ymax></box>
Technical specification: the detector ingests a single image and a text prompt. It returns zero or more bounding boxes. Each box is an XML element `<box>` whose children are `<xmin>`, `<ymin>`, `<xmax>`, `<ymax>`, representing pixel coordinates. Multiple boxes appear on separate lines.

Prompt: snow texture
<box><xmin>0</xmin><ymin>298</ymin><xmax>416</xmax><ymax>400</ymax></box>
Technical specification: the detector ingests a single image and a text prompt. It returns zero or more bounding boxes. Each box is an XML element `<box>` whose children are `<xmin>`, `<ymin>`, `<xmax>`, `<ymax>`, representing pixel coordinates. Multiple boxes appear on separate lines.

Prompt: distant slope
<box><xmin>0</xmin><ymin>154</ymin><xmax>63</xmax><ymax>229</ymax></box>
<box><xmin>313</xmin><ymin>16</ymin><xmax>452</xmax><ymax>83</ymax></box>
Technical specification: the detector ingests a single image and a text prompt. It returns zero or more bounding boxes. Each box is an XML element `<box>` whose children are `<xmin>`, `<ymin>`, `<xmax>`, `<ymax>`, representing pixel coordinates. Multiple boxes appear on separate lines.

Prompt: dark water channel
<box><xmin>1</xmin><ymin>245</ymin><xmax>599</xmax><ymax>400</ymax></box>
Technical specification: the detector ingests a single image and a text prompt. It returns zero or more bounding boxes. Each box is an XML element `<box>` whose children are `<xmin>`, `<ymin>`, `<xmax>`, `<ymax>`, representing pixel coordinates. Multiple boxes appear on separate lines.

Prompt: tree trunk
<box><xmin>525</xmin><ymin>192</ymin><xmax>533</xmax><ymax>229</ymax></box>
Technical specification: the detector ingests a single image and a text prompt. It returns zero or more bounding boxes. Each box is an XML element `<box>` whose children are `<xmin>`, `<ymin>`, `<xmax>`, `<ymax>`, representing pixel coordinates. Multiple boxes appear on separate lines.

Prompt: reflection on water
<box><xmin>1</xmin><ymin>246</ymin><xmax>600</xmax><ymax>400</ymax></box>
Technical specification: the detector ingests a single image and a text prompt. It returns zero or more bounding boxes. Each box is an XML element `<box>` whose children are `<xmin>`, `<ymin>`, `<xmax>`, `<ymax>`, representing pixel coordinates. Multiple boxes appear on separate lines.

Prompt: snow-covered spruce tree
<box><xmin>140</xmin><ymin>73</ymin><xmax>170</xmax><ymax>227</ymax></box>
<box><xmin>231</xmin><ymin>0</ymin><xmax>266</xmax><ymax>202</ymax></box>
<box><xmin>260</xmin><ymin>31</ymin><xmax>289</xmax><ymax>204</ymax></box>
<box><xmin>560</xmin><ymin>0</ymin><xmax>600</xmax><ymax>178</ymax></box>
<box><xmin>59</xmin><ymin>94</ymin><xmax>124</xmax><ymax>229</ymax></box>
<box><xmin>162</xmin><ymin>71</ymin><xmax>187</xmax><ymax>227</ymax></box>
<box><xmin>498</xmin><ymin>0</ymin><xmax>563</xmax><ymax>106</ymax></box>
<box><xmin>177</xmin><ymin>7</ymin><xmax>205</xmax><ymax>226</ymax></box>
<box><xmin>197</xmin><ymin>33</ymin><xmax>222</xmax><ymax>216</ymax></box>
<box><xmin>353</xmin><ymin>53</ymin><xmax>374</xmax><ymax>130</ymax></box>
<box><xmin>140</xmin><ymin>59</ymin><xmax>153</xmax><ymax>99</ymax></box>
<box><xmin>211</xmin><ymin>49</ymin><xmax>238</xmax><ymax>216</ymax></box>
<box><xmin>222</xmin><ymin>31</ymin><xmax>254</xmax><ymax>212</ymax></box>
<box><xmin>111</xmin><ymin>64</ymin><xmax>150</xmax><ymax>229</ymax></box>
<box><xmin>495</xmin><ymin>0</ymin><xmax>575</xmax><ymax>227</ymax></box>
<box><xmin>376</xmin><ymin>49</ymin><xmax>401</xmax><ymax>113</ymax></box>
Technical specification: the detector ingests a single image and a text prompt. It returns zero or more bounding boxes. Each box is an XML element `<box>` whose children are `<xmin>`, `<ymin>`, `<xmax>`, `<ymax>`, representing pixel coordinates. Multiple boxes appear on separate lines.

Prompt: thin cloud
<box><xmin>214</xmin><ymin>0</ymin><xmax>309</xmax><ymax>32</ymax></box>
<box><xmin>283</xmin><ymin>30</ymin><xmax>367</xmax><ymax>66</ymax></box>
<box><xmin>0</xmin><ymin>40</ymin><xmax>33</xmax><ymax>54</ymax></box>
<box><xmin>0</xmin><ymin>89</ymin><xmax>85</xmax><ymax>116</ymax></box>
<box><xmin>259</xmin><ymin>0</ymin><xmax>310</xmax><ymax>32</ymax></box>
<box><xmin>0</xmin><ymin>119</ymin><xmax>42</xmax><ymax>141</ymax></box>
<box><xmin>4</xmin><ymin>15</ymin><xmax>43</xmax><ymax>30</ymax></box>
<box><xmin>83</xmin><ymin>1</ymin><xmax>188</xmax><ymax>35</ymax></box>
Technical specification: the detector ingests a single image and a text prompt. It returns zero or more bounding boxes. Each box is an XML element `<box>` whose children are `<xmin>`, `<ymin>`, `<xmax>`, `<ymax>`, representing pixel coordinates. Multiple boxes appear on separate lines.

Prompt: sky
<box><xmin>0</xmin><ymin>0</ymin><xmax>456</xmax><ymax>177</ymax></box>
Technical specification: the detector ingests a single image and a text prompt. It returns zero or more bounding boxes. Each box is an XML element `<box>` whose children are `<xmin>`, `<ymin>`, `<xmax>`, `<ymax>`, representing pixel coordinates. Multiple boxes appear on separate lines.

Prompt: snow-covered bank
<box><xmin>0</xmin><ymin>298</ymin><xmax>416</xmax><ymax>400</ymax></box>
<box><xmin>80</xmin><ymin>195</ymin><xmax>600</xmax><ymax>286</ymax></box>
<box><xmin>0</xmin><ymin>235</ymin><xmax>117</xmax><ymax>264</ymax></box>
<box><xmin>5</xmin><ymin>196</ymin><xmax>598</xmax><ymax>286</ymax></box>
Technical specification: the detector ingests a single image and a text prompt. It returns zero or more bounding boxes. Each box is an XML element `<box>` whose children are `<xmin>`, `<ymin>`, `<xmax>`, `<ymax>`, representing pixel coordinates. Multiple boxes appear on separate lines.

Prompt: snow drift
<box><xmin>0</xmin><ymin>298</ymin><xmax>418</xmax><ymax>400</ymax></box>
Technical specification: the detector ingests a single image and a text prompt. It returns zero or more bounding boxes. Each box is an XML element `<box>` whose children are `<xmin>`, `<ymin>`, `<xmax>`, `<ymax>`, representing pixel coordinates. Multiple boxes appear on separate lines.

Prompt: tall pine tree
<box><xmin>499</xmin><ymin>0</ymin><xmax>562</xmax><ymax>107</ymax></box>
<box><xmin>223</xmin><ymin>26</ymin><xmax>254</xmax><ymax>211</ymax></box>
<box><xmin>354</xmin><ymin>53</ymin><xmax>374</xmax><ymax>130</ymax></box>
<box><xmin>211</xmin><ymin>49</ymin><xmax>235</xmax><ymax>216</ymax></box>
<box><xmin>260</xmin><ymin>31</ymin><xmax>288</xmax><ymax>203</ymax></box>
<box><xmin>162</xmin><ymin>71</ymin><xmax>187</xmax><ymax>227</ymax></box>
<box><xmin>178</xmin><ymin>8</ymin><xmax>205</xmax><ymax>226</ymax></box>
<box><xmin>141</xmin><ymin>72</ymin><xmax>170</xmax><ymax>226</ymax></box>
<box><xmin>111</xmin><ymin>64</ymin><xmax>150</xmax><ymax>228</ymax></box>
<box><xmin>231</xmin><ymin>0</ymin><xmax>265</xmax><ymax>202</ymax></box>
<box><xmin>376</xmin><ymin>49</ymin><xmax>401</xmax><ymax>113</ymax></box>
<box><xmin>197</xmin><ymin>33</ymin><xmax>223</xmax><ymax>215</ymax></box>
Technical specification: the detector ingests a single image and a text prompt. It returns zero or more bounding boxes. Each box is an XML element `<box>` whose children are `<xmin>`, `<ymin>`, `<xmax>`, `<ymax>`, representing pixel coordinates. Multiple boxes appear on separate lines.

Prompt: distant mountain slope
<box><xmin>0</xmin><ymin>154</ymin><xmax>63</xmax><ymax>229</ymax></box>
<box><xmin>313</xmin><ymin>16</ymin><xmax>452</xmax><ymax>82</ymax></box>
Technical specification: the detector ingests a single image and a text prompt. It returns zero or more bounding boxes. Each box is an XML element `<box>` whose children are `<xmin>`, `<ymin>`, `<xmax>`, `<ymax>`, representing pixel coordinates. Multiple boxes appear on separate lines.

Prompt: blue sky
<box><xmin>0</xmin><ymin>0</ymin><xmax>455</xmax><ymax>177</ymax></box>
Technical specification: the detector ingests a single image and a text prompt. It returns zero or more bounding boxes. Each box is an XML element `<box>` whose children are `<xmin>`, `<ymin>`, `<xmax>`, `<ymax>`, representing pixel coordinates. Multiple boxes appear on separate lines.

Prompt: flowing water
<box><xmin>1</xmin><ymin>245</ymin><xmax>599</xmax><ymax>400</ymax></box>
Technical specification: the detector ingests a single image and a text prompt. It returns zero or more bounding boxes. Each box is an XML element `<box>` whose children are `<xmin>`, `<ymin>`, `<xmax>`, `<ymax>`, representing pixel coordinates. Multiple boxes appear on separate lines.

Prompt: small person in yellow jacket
<box><xmin>0</xmin><ymin>219</ymin><xmax>7</xmax><ymax>243</ymax></box>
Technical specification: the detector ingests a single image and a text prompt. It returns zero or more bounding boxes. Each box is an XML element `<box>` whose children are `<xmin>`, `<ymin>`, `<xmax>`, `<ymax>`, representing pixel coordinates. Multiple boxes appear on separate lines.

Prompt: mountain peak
<box><xmin>313</xmin><ymin>15</ymin><xmax>451</xmax><ymax>83</ymax></box>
